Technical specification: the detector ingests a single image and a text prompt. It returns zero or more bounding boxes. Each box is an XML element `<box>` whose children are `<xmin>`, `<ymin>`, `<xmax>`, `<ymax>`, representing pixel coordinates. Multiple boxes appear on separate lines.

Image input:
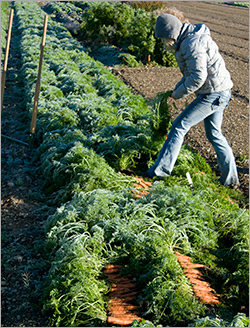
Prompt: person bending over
<box><xmin>140</xmin><ymin>13</ymin><xmax>239</xmax><ymax>188</ymax></box>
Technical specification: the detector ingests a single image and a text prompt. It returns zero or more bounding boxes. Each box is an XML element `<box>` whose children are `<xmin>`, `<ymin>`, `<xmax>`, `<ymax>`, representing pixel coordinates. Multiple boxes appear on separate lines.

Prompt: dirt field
<box><xmin>1</xmin><ymin>2</ymin><xmax>249</xmax><ymax>327</ymax></box>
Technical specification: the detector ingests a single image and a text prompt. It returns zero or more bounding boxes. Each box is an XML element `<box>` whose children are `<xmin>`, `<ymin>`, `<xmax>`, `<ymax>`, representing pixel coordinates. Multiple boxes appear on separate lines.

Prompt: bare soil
<box><xmin>1</xmin><ymin>2</ymin><xmax>249</xmax><ymax>327</ymax></box>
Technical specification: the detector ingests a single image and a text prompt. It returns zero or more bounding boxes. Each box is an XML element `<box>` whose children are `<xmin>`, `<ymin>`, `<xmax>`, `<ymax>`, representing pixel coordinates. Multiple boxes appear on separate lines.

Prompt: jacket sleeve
<box><xmin>173</xmin><ymin>42</ymin><xmax>208</xmax><ymax>99</ymax></box>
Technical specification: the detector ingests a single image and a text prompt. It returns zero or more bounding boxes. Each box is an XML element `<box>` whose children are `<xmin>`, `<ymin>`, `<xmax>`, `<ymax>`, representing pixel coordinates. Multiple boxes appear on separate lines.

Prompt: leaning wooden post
<box><xmin>29</xmin><ymin>14</ymin><xmax>48</xmax><ymax>147</ymax></box>
<box><xmin>1</xmin><ymin>8</ymin><xmax>14</xmax><ymax>111</ymax></box>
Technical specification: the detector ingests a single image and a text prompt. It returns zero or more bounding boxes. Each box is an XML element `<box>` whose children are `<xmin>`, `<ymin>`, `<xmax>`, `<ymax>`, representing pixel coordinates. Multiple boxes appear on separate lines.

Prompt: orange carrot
<box><xmin>107</xmin><ymin>316</ymin><xmax>141</xmax><ymax>326</ymax></box>
<box><xmin>105</xmin><ymin>264</ymin><xmax>123</xmax><ymax>270</ymax></box>
<box><xmin>108</xmin><ymin>305</ymin><xmax>138</xmax><ymax>311</ymax></box>
<box><xmin>137</xmin><ymin>180</ymin><xmax>151</xmax><ymax>189</ymax></box>
<box><xmin>133</xmin><ymin>183</ymin><xmax>143</xmax><ymax>188</ymax></box>
<box><xmin>104</xmin><ymin>269</ymin><xmax>121</xmax><ymax>274</ymax></box>
<box><xmin>131</xmin><ymin>189</ymin><xmax>141</xmax><ymax>194</ymax></box>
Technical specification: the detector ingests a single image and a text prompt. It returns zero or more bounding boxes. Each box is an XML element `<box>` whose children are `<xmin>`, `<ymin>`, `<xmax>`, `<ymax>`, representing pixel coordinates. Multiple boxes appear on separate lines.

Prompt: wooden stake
<box><xmin>1</xmin><ymin>8</ymin><xmax>14</xmax><ymax>111</ymax></box>
<box><xmin>29</xmin><ymin>14</ymin><xmax>48</xmax><ymax>136</ymax></box>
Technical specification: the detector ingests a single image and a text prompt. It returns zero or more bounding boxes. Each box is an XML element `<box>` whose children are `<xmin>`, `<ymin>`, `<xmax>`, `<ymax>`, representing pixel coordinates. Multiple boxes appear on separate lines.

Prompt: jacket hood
<box><xmin>175</xmin><ymin>23</ymin><xmax>211</xmax><ymax>50</ymax></box>
<box><xmin>155</xmin><ymin>13</ymin><xmax>183</xmax><ymax>40</ymax></box>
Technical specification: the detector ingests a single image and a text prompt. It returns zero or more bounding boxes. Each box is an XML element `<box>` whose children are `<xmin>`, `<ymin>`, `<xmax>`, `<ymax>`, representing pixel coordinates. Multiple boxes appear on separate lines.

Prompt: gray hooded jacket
<box><xmin>172</xmin><ymin>23</ymin><xmax>233</xmax><ymax>99</ymax></box>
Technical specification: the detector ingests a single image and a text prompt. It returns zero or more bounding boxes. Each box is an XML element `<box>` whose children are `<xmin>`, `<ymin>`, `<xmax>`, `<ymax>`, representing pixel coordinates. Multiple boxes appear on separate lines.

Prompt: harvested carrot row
<box><xmin>136</xmin><ymin>177</ymin><xmax>152</xmax><ymax>187</ymax></box>
<box><xmin>131</xmin><ymin>176</ymin><xmax>153</xmax><ymax>199</ymax></box>
<box><xmin>175</xmin><ymin>252</ymin><xmax>220</xmax><ymax>304</ymax></box>
<box><xmin>105</xmin><ymin>264</ymin><xmax>142</xmax><ymax>326</ymax></box>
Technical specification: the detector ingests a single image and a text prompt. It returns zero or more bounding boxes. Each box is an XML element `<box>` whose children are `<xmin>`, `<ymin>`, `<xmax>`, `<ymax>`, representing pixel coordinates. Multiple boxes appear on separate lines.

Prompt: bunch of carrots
<box><xmin>175</xmin><ymin>252</ymin><xmax>221</xmax><ymax>304</ymax></box>
<box><xmin>104</xmin><ymin>264</ymin><xmax>142</xmax><ymax>326</ymax></box>
<box><xmin>132</xmin><ymin>177</ymin><xmax>152</xmax><ymax>199</ymax></box>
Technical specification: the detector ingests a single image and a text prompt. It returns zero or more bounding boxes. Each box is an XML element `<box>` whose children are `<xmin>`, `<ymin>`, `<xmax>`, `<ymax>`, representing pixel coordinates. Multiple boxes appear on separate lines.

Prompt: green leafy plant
<box><xmin>127</xmin><ymin>1</ymin><xmax>167</xmax><ymax>12</ymax></box>
<box><xmin>42</xmin><ymin>227</ymin><xmax>109</xmax><ymax>327</ymax></box>
<box><xmin>189</xmin><ymin>312</ymin><xmax>249</xmax><ymax>327</ymax></box>
<box><xmin>79</xmin><ymin>1</ymin><xmax>176</xmax><ymax>67</ymax></box>
<box><xmin>81</xmin><ymin>1</ymin><xmax>134</xmax><ymax>44</ymax></box>
<box><xmin>1</xmin><ymin>1</ymin><xmax>9</xmax><ymax>61</ymax></box>
<box><xmin>232</xmin><ymin>2</ymin><xmax>249</xmax><ymax>8</ymax></box>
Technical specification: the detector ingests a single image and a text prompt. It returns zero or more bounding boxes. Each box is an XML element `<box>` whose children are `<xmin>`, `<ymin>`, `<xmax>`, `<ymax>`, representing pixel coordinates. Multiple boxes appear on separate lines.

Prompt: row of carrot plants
<box><xmin>12</xmin><ymin>1</ymin><xmax>249</xmax><ymax>327</ymax></box>
<box><xmin>1</xmin><ymin>1</ymin><xmax>9</xmax><ymax>64</ymax></box>
<box><xmin>41</xmin><ymin>1</ymin><xmax>177</xmax><ymax>67</ymax></box>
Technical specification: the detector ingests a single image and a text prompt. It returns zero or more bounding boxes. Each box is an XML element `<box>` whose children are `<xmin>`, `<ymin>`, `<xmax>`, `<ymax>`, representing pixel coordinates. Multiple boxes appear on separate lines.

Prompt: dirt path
<box><xmin>1</xmin><ymin>13</ymin><xmax>50</xmax><ymax>327</ymax></box>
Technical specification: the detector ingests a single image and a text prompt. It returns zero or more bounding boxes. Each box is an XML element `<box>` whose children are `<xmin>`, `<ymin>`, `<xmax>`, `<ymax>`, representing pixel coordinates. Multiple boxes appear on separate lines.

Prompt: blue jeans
<box><xmin>148</xmin><ymin>90</ymin><xmax>239</xmax><ymax>186</ymax></box>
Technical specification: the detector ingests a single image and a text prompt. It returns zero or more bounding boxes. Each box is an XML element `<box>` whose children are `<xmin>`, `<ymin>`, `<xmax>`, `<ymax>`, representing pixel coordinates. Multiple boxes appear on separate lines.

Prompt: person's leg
<box><xmin>204</xmin><ymin>94</ymin><xmax>239</xmax><ymax>186</ymax></box>
<box><xmin>147</xmin><ymin>93</ymin><xmax>220</xmax><ymax>177</ymax></box>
